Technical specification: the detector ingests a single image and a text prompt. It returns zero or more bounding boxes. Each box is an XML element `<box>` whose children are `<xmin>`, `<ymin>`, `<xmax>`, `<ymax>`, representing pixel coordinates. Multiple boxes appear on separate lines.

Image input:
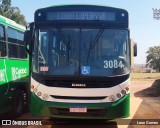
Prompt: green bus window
<box><xmin>0</xmin><ymin>25</ymin><xmax>6</xmax><ymax>57</ymax></box>
<box><xmin>0</xmin><ymin>26</ymin><xmax>4</xmax><ymax>41</ymax></box>
<box><xmin>8</xmin><ymin>28</ymin><xmax>17</xmax><ymax>44</ymax></box>
<box><xmin>8</xmin><ymin>27</ymin><xmax>27</xmax><ymax>59</ymax></box>
<box><xmin>19</xmin><ymin>45</ymin><xmax>27</xmax><ymax>58</ymax></box>
<box><xmin>8</xmin><ymin>43</ymin><xmax>19</xmax><ymax>58</ymax></box>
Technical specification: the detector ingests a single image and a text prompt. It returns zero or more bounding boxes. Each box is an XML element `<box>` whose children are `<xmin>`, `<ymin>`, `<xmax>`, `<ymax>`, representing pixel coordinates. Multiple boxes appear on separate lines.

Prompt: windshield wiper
<box><xmin>56</xmin><ymin>27</ymin><xmax>71</xmax><ymax>61</ymax></box>
<box><xmin>87</xmin><ymin>28</ymin><xmax>105</xmax><ymax>62</ymax></box>
<box><xmin>56</xmin><ymin>28</ymin><xmax>70</xmax><ymax>50</ymax></box>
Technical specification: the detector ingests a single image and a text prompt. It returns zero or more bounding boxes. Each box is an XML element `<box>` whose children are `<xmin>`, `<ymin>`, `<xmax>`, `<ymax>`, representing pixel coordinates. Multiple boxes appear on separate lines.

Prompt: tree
<box><xmin>0</xmin><ymin>0</ymin><xmax>27</xmax><ymax>26</ymax></box>
<box><xmin>146</xmin><ymin>45</ymin><xmax>160</xmax><ymax>72</ymax></box>
<box><xmin>0</xmin><ymin>0</ymin><xmax>11</xmax><ymax>11</ymax></box>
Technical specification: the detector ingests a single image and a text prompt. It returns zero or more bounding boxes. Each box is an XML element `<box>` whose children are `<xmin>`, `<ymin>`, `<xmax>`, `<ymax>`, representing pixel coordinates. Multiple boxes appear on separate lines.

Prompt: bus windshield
<box><xmin>32</xmin><ymin>28</ymin><xmax>130</xmax><ymax>77</ymax></box>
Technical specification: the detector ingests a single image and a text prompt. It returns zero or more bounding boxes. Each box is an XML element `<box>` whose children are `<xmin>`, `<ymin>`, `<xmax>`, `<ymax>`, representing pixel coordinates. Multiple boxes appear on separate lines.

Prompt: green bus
<box><xmin>25</xmin><ymin>5</ymin><xmax>137</xmax><ymax>119</ymax></box>
<box><xmin>0</xmin><ymin>15</ymin><xmax>29</xmax><ymax>117</ymax></box>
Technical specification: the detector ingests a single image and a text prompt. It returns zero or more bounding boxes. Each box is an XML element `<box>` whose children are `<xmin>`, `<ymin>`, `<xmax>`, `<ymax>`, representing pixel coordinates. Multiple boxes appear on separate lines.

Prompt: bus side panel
<box><xmin>0</xmin><ymin>17</ymin><xmax>29</xmax><ymax>115</ymax></box>
<box><xmin>5</xmin><ymin>57</ymin><xmax>29</xmax><ymax>97</ymax></box>
<box><xmin>0</xmin><ymin>85</ymin><xmax>11</xmax><ymax>114</ymax></box>
<box><xmin>5</xmin><ymin>58</ymin><xmax>29</xmax><ymax>84</ymax></box>
<box><xmin>0</xmin><ymin>59</ymin><xmax>10</xmax><ymax>114</ymax></box>
<box><xmin>0</xmin><ymin>58</ymin><xmax>29</xmax><ymax>115</ymax></box>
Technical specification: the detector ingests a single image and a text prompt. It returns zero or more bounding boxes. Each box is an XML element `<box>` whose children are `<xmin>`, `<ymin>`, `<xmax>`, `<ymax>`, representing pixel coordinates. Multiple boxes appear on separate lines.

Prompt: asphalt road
<box><xmin>1</xmin><ymin>78</ymin><xmax>160</xmax><ymax>128</ymax></box>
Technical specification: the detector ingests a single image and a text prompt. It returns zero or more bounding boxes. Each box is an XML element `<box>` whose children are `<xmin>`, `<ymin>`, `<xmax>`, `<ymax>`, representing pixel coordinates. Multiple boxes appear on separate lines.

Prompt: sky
<box><xmin>12</xmin><ymin>0</ymin><xmax>160</xmax><ymax>64</ymax></box>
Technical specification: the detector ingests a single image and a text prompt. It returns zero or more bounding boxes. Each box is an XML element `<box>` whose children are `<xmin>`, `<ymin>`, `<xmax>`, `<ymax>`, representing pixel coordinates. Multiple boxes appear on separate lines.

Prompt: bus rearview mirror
<box><xmin>134</xmin><ymin>42</ymin><xmax>137</xmax><ymax>57</ymax></box>
<box><xmin>24</xmin><ymin>30</ymin><xmax>31</xmax><ymax>45</ymax></box>
<box><xmin>24</xmin><ymin>30</ymin><xmax>31</xmax><ymax>54</ymax></box>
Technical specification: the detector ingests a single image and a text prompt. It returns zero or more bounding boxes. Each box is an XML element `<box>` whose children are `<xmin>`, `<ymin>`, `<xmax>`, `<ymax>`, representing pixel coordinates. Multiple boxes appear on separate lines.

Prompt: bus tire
<box><xmin>12</xmin><ymin>89</ymin><xmax>25</xmax><ymax>117</ymax></box>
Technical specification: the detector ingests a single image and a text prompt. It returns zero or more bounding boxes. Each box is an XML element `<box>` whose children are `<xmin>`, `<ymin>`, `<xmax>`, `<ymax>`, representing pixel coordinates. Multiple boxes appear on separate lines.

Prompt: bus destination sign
<box><xmin>46</xmin><ymin>11</ymin><xmax>116</xmax><ymax>21</ymax></box>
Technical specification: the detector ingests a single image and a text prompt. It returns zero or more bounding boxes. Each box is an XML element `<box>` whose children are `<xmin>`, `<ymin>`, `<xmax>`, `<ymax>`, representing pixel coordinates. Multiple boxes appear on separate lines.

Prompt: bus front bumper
<box><xmin>30</xmin><ymin>93</ymin><xmax>130</xmax><ymax>119</ymax></box>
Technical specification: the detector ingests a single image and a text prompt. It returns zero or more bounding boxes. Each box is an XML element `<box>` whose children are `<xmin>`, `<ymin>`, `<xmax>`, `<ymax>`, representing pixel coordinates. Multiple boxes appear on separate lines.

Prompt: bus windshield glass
<box><xmin>32</xmin><ymin>28</ymin><xmax>130</xmax><ymax>77</ymax></box>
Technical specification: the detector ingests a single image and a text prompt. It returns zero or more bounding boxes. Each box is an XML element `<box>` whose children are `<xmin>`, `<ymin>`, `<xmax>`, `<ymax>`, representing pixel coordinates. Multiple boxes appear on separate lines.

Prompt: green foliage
<box><xmin>146</xmin><ymin>45</ymin><xmax>160</xmax><ymax>72</ymax></box>
<box><xmin>0</xmin><ymin>0</ymin><xmax>27</xmax><ymax>26</ymax></box>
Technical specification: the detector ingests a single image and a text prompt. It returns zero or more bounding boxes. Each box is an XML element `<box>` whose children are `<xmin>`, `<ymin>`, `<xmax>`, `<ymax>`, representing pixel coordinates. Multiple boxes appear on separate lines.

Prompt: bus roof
<box><xmin>45</xmin><ymin>4</ymin><xmax>127</xmax><ymax>12</ymax></box>
<box><xmin>35</xmin><ymin>4</ymin><xmax>128</xmax><ymax>28</ymax></box>
<box><xmin>0</xmin><ymin>15</ymin><xmax>26</xmax><ymax>31</ymax></box>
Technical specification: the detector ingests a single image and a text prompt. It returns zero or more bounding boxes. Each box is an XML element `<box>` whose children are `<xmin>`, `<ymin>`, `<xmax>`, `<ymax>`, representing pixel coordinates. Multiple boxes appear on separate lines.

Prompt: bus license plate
<box><xmin>69</xmin><ymin>107</ymin><xmax>87</xmax><ymax>113</ymax></box>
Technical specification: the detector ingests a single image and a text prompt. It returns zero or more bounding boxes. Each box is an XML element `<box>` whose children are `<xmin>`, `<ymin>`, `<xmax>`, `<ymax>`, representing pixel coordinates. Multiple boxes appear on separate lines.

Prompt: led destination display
<box><xmin>46</xmin><ymin>11</ymin><xmax>116</xmax><ymax>21</ymax></box>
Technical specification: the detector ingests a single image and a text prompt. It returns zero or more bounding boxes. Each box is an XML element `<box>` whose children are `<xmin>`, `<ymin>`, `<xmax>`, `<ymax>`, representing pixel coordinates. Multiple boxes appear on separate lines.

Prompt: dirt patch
<box><xmin>152</xmin><ymin>79</ymin><xmax>160</xmax><ymax>96</ymax></box>
<box><xmin>132</xmin><ymin>76</ymin><xmax>160</xmax><ymax>97</ymax></box>
<box><xmin>131</xmin><ymin>78</ymin><xmax>160</xmax><ymax>128</ymax></box>
<box><xmin>134</xmin><ymin>87</ymin><xmax>158</xmax><ymax>97</ymax></box>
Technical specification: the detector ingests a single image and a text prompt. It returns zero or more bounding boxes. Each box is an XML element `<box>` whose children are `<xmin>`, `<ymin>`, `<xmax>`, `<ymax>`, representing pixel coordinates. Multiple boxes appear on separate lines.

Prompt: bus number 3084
<box><xmin>104</xmin><ymin>60</ymin><xmax>124</xmax><ymax>69</ymax></box>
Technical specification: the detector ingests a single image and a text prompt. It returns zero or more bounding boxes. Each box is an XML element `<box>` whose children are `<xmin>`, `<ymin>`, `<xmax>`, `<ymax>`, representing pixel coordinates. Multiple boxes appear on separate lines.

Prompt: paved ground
<box><xmin>1</xmin><ymin>76</ymin><xmax>160</xmax><ymax>128</ymax></box>
<box><xmin>127</xmin><ymin>78</ymin><xmax>160</xmax><ymax>128</ymax></box>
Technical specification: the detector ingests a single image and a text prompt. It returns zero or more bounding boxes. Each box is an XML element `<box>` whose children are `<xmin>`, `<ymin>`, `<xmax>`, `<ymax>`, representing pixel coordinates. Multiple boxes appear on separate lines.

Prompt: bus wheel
<box><xmin>12</xmin><ymin>89</ymin><xmax>25</xmax><ymax>117</ymax></box>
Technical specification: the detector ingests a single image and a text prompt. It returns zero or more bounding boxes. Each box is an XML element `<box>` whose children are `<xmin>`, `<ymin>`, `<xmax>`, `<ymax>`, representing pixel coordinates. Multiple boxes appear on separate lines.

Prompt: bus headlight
<box><xmin>109</xmin><ymin>87</ymin><xmax>129</xmax><ymax>102</ymax></box>
<box><xmin>116</xmin><ymin>93</ymin><xmax>122</xmax><ymax>98</ymax></box>
<box><xmin>109</xmin><ymin>95</ymin><xmax>116</xmax><ymax>102</ymax></box>
<box><xmin>37</xmin><ymin>92</ymin><xmax>42</xmax><ymax>97</ymax></box>
<box><xmin>121</xmin><ymin>90</ymin><xmax>126</xmax><ymax>95</ymax></box>
<box><xmin>42</xmin><ymin>94</ymin><xmax>49</xmax><ymax>100</ymax></box>
<box><xmin>33</xmin><ymin>88</ymin><xmax>38</xmax><ymax>93</ymax></box>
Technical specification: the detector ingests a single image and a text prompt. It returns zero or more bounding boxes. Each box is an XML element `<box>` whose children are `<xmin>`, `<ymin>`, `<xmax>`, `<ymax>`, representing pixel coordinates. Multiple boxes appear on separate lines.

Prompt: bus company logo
<box><xmin>0</xmin><ymin>69</ymin><xmax>5</xmax><ymax>82</ymax></box>
<box><xmin>152</xmin><ymin>8</ymin><xmax>160</xmax><ymax>20</ymax></box>
<box><xmin>72</xmin><ymin>83</ymin><xmax>86</xmax><ymax>87</ymax></box>
<box><xmin>12</xmin><ymin>67</ymin><xmax>27</xmax><ymax>80</ymax></box>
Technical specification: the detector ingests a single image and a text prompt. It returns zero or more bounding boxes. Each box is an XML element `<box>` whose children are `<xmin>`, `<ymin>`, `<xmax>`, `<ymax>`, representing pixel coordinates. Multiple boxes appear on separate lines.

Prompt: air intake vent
<box><xmin>44</xmin><ymin>80</ymin><xmax>114</xmax><ymax>88</ymax></box>
<box><xmin>50</xmin><ymin>95</ymin><xmax>107</xmax><ymax>100</ymax></box>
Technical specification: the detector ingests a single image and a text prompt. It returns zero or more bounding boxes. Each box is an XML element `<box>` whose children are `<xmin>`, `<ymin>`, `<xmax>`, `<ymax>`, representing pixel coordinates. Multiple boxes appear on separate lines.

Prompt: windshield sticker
<box><xmin>40</xmin><ymin>66</ymin><xmax>49</xmax><ymax>72</ymax></box>
<box><xmin>104</xmin><ymin>60</ymin><xmax>125</xmax><ymax>69</ymax></box>
<box><xmin>81</xmin><ymin>66</ymin><xmax>90</xmax><ymax>75</ymax></box>
<box><xmin>0</xmin><ymin>69</ymin><xmax>5</xmax><ymax>82</ymax></box>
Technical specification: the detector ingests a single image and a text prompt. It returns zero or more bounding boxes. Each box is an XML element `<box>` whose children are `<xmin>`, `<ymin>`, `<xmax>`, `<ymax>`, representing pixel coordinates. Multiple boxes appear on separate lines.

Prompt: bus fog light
<box><xmin>42</xmin><ymin>94</ymin><xmax>49</xmax><ymax>100</ymax></box>
<box><xmin>109</xmin><ymin>95</ymin><xmax>116</xmax><ymax>102</ymax></box>
<box><xmin>121</xmin><ymin>90</ymin><xmax>126</xmax><ymax>95</ymax></box>
<box><xmin>33</xmin><ymin>88</ymin><xmax>37</xmax><ymax>93</ymax></box>
<box><xmin>37</xmin><ymin>92</ymin><xmax>42</xmax><ymax>97</ymax></box>
<box><xmin>116</xmin><ymin>93</ymin><xmax>122</xmax><ymax>98</ymax></box>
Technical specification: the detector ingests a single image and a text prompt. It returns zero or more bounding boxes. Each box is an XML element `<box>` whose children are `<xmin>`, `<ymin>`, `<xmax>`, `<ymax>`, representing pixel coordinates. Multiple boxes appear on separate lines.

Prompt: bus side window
<box><xmin>0</xmin><ymin>25</ymin><xmax>6</xmax><ymax>57</ymax></box>
<box><xmin>18</xmin><ymin>32</ymin><xmax>27</xmax><ymax>59</ymax></box>
<box><xmin>8</xmin><ymin>27</ymin><xmax>27</xmax><ymax>59</ymax></box>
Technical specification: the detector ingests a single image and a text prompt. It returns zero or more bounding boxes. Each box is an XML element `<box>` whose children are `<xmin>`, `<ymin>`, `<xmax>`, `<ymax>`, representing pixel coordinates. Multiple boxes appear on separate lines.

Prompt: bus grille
<box><xmin>43</xmin><ymin>80</ymin><xmax>114</xmax><ymax>88</ymax></box>
<box><xmin>50</xmin><ymin>95</ymin><xmax>107</xmax><ymax>100</ymax></box>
